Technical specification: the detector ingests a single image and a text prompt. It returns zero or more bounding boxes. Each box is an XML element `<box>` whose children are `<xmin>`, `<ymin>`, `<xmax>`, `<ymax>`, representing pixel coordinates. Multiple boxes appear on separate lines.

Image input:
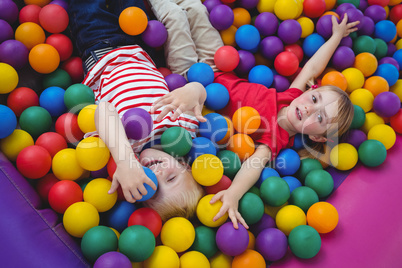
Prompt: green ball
<box><xmin>350</xmin><ymin>105</ymin><xmax>366</xmax><ymax>129</ymax></box>
<box><xmin>248</xmin><ymin>185</ymin><xmax>260</xmax><ymax>197</ymax></box>
<box><xmin>43</xmin><ymin>69</ymin><xmax>72</xmax><ymax>89</ymax></box>
<box><xmin>81</xmin><ymin>225</ymin><xmax>118</xmax><ymax>263</ymax></box>
<box><xmin>373</xmin><ymin>38</ymin><xmax>388</xmax><ymax>60</ymax></box>
<box><xmin>289</xmin><ymin>225</ymin><xmax>321</xmax><ymax>259</ymax></box>
<box><xmin>238</xmin><ymin>192</ymin><xmax>265</xmax><ymax>225</ymax></box>
<box><xmin>358</xmin><ymin>140</ymin><xmax>387</xmax><ymax>167</ymax></box>
<box><xmin>260</xmin><ymin>176</ymin><xmax>290</xmax><ymax>207</ymax></box>
<box><xmin>19</xmin><ymin>106</ymin><xmax>52</xmax><ymax>138</ymax></box>
<box><xmin>119</xmin><ymin>225</ymin><xmax>155</xmax><ymax>262</ymax></box>
<box><xmin>64</xmin><ymin>83</ymin><xmax>95</xmax><ymax>112</ymax></box>
<box><xmin>337</xmin><ymin>0</ymin><xmax>360</xmax><ymax>8</ymax></box>
<box><xmin>352</xmin><ymin>35</ymin><xmax>376</xmax><ymax>55</ymax></box>
<box><xmin>294</xmin><ymin>158</ymin><xmax>323</xmax><ymax>184</ymax></box>
<box><xmin>304</xmin><ymin>170</ymin><xmax>334</xmax><ymax>198</ymax></box>
<box><xmin>349</xmin><ymin>31</ymin><xmax>358</xmax><ymax>40</ymax></box>
<box><xmin>289</xmin><ymin>186</ymin><xmax>319</xmax><ymax>213</ymax></box>
<box><xmin>78</xmin><ymin>177</ymin><xmax>95</xmax><ymax>192</ymax></box>
<box><xmin>217</xmin><ymin>150</ymin><xmax>241</xmax><ymax>179</ymax></box>
<box><xmin>190</xmin><ymin>226</ymin><xmax>218</xmax><ymax>258</ymax></box>
<box><xmin>160</xmin><ymin>126</ymin><xmax>192</xmax><ymax>156</ymax></box>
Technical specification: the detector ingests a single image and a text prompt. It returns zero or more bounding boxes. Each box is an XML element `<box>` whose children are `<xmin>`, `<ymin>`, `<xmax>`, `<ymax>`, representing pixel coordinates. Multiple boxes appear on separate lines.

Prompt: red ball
<box><xmin>204</xmin><ymin>175</ymin><xmax>232</xmax><ymax>195</ymax></box>
<box><xmin>107</xmin><ymin>156</ymin><xmax>117</xmax><ymax>178</ymax></box>
<box><xmin>16</xmin><ymin>145</ymin><xmax>52</xmax><ymax>179</ymax></box>
<box><xmin>36</xmin><ymin>173</ymin><xmax>60</xmax><ymax>202</ymax></box>
<box><xmin>19</xmin><ymin>4</ymin><xmax>41</xmax><ymax>24</ymax></box>
<box><xmin>284</xmin><ymin>44</ymin><xmax>303</xmax><ymax>63</ymax></box>
<box><xmin>274</xmin><ymin>51</ymin><xmax>299</xmax><ymax>76</ymax></box>
<box><xmin>55</xmin><ymin>113</ymin><xmax>84</xmax><ymax>144</ymax></box>
<box><xmin>367</xmin><ymin>0</ymin><xmax>390</xmax><ymax>6</ymax></box>
<box><xmin>48</xmin><ymin>180</ymin><xmax>83</xmax><ymax>214</ymax></box>
<box><xmin>214</xmin><ymin>45</ymin><xmax>240</xmax><ymax>72</ymax></box>
<box><xmin>303</xmin><ymin>0</ymin><xmax>326</xmax><ymax>18</ymax></box>
<box><xmin>38</xmin><ymin>4</ymin><xmax>69</xmax><ymax>33</ymax></box>
<box><xmin>61</xmin><ymin>57</ymin><xmax>84</xmax><ymax>83</ymax></box>
<box><xmin>128</xmin><ymin>207</ymin><xmax>162</xmax><ymax>237</ymax></box>
<box><xmin>46</xmin><ymin>34</ymin><xmax>73</xmax><ymax>61</ymax></box>
<box><xmin>35</xmin><ymin>132</ymin><xmax>68</xmax><ymax>157</ymax></box>
<box><xmin>158</xmin><ymin>67</ymin><xmax>172</xmax><ymax>77</ymax></box>
<box><xmin>7</xmin><ymin>87</ymin><xmax>39</xmax><ymax>116</ymax></box>
<box><xmin>390</xmin><ymin>5</ymin><xmax>402</xmax><ymax>24</ymax></box>
<box><xmin>390</xmin><ymin>109</ymin><xmax>402</xmax><ymax>134</ymax></box>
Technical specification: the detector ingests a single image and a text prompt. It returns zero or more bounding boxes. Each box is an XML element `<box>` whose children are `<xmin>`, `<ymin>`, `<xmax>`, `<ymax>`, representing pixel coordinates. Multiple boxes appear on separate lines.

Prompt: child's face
<box><xmin>286</xmin><ymin>89</ymin><xmax>340</xmax><ymax>137</ymax></box>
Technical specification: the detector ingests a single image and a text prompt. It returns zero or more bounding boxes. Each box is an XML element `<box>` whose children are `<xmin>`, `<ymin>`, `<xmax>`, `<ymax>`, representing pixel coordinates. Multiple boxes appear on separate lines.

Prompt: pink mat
<box><xmin>271</xmin><ymin>135</ymin><xmax>402</xmax><ymax>268</ymax></box>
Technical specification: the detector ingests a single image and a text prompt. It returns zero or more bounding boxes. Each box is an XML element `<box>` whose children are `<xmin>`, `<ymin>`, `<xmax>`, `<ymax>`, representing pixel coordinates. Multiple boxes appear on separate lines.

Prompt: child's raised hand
<box><xmin>332</xmin><ymin>14</ymin><xmax>359</xmax><ymax>38</ymax></box>
<box><xmin>150</xmin><ymin>82</ymin><xmax>207</xmax><ymax>122</ymax></box>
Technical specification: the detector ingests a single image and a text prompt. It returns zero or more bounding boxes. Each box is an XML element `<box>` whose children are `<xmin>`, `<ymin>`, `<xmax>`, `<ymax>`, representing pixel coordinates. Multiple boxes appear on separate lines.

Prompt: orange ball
<box><xmin>227</xmin><ymin>133</ymin><xmax>255</xmax><ymax>161</ymax></box>
<box><xmin>220</xmin><ymin>25</ymin><xmax>237</xmax><ymax>47</ymax></box>
<box><xmin>324</xmin><ymin>0</ymin><xmax>337</xmax><ymax>11</ymax></box>
<box><xmin>15</xmin><ymin>22</ymin><xmax>46</xmax><ymax>50</ymax></box>
<box><xmin>217</xmin><ymin>116</ymin><xmax>234</xmax><ymax>145</ymax></box>
<box><xmin>24</xmin><ymin>0</ymin><xmax>51</xmax><ymax>7</ymax></box>
<box><xmin>321</xmin><ymin>71</ymin><xmax>348</xmax><ymax>91</ymax></box>
<box><xmin>29</xmin><ymin>43</ymin><xmax>60</xmax><ymax>74</ymax></box>
<box><xmin>119</xmin><ymin>7</ymin><xmax>148</xmax><ymax>35</ymax></box>
<box><xmin>353</xmin><ymin>52</ymin><xmax>378</xmax><ymax>77</ymax></box>
<box><xmin>232</xmin><ymin>8</ymin><xmax>251</xmax><ymax>28</ymax></box>
<box><xmin>363</xmin><ymin>76</ymin><xmax>389</xmax><ymax>97</ymax></box>
<box><xmin>247</xmin><ymin>231</ymin><xmax>256</xmax><ymax>250</ymax></box>
<box><xmin>232</xmin><ymin>106</ymin><xmax>261</xmax><ymax>134</ymax></box>
<box><xmin>307</xmin><ymin>201</ymin><xmax>339</xmax><ymax>233</ymax></box>
<box><xmin>232</xmin><ymin>249</ymin><xmax>266</xmax><ymax>268</ymax></box>
<box><xmin>397</xmin><ymin>20</ymin><xmax>402</xmax><ymax>38</ymax></box>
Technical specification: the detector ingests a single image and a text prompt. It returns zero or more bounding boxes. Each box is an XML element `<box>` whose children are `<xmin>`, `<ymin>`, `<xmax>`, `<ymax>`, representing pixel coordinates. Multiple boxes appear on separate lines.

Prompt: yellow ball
<box><xmin>257</xmin><ymin>0</ymin><xmax>276</xmax><ymax>13</ymax></box>
<box><xmin>329</xmin><ymin>143</ymin><xmax>358</xmax><ymax>171</ymax></box>
<box><xmin>77</xmin><ymin>104</ymin><xmax>97</xmax><ymax>133</ymax></box>
<box><xmin>161</xmin><ymin>217</ymin><xmax>195</xmax><ymax>253</ymax></box>
<box><xmin>264</xmin><ymin>202</ymin><xmax>288</xmax><ymax>219</ymax></box>
<box><xmin>143</xmin><ymin>246</ymin><xmax>180</xmax><ymax>268</ymax></box>
<box><xmin>247</xmin><ymin>231</ymin><xmax>256</xmax><ymax>250</ymax></box>
<box><xmin>220</xmin><ymin>25</ymin><xmax>237</xmax><ymax>47</ymax></box>
<box><xmin>349</xmin><ymin>88</ymin><xmax>374</xmax><ymax>113</ymax></box>
<box><xmin>342</xmin><ymin>67</ymin><xmax>365</xmax><ymax>93</ymax></box>
<box><xmin>274</xmin><ymin>0</ymin><xmax>300</xmax><ymax>20</ymax></box>
<box><xmin>210</xmin><ymin>252</ymin><xmax>233</xmax><ymax>268</ymax></box>
<box><xmin>0</xmin><ymin>63</ymin><xmax>18</xmax><ymax>94</ymax></box>
<box><xmin>275</xmin><ymin>205</ymin><xmax>306</xmax><ymax>236</ymax></box>
<box><xmin>15</xmin><ymin>22</ymin><xmax>46</xmax><ymax>50</ymax></box>
<box><xmin>52</xmin><ymin>148</ymin><xmax>85</xmax><ymax>180</ymax></box>
<box><xmin>390</xmin><ymin>79</ymin><xmax>402</xmax><ymax>102</ymax></box>
<box><xmin>367</xmin><ymin>124</ymin><xmax>396</xmax><ymax>150</ymax></box>
<box><xmin>361</xmin><ymin>112</ymin><xmax>385</xmax><ymax>134</ymax></box>
<box><xmin>297</xmin><ymin>17</ymin><xmax>315</xmax><ymax>38</ymax></box>
<box><xmin>196</xmin><ymin>194</ymin><xmax>228</xmax><ymax>227</ymax></box>
<box><xmin>63</xmin><ymin>201</ymin><xmax>99</xmax><ymax>238</ymax></box>
<box><xmin>0</xmin><ymin>129</ymin><xmax>34</xmax><ymax>161</ymax></box>
<box><xmin>83</xmin><ymin>178</ymin><xmax>117</xmax><ymax>212</ymax></box>
<box><xmin>110</xmin><ymin>227</ymin><xmax>120</xmax><ymax>239</ymax></box>
<box><xmin>119</xmin><ymin>7</ymin><xmax>148</xmax><ymax>35</ymax></box>
<box><xmin>180</xmin><ymin>251</ymin><xmax>210</xmax><ymax>268</ymax></box>
<box><xmin>191</xmin><ymin>154</ymin><xmax>223</xmax><ymax>186</ymax></box>
<box><xmin>396</xmin><ymin>38</ymin><xmax>402</xmax><ymax>50</ymax></box>
<box><xmin>76</xmin><ymin>136</ymin><xmax>110</xmax><ymax>171</ymax></box>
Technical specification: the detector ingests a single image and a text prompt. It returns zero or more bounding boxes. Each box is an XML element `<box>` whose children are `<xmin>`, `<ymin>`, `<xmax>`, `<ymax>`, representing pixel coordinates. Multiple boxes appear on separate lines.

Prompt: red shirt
<box><xmin>214</xmin><ymin>72</ymin><xmax>303</xmax><ymax>158</ymax></box>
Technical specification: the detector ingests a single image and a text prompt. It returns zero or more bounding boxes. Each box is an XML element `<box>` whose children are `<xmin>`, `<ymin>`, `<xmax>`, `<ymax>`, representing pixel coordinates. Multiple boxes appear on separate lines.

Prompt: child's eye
<box><xmin>318</xmin><ymin>114</ymin><xmax>323</xmax><ymax>123</ymax></box>
<box><xmin>312</xmin><ymin>95</ymin><xmax>317</xmax><ymax>103</ymax></box>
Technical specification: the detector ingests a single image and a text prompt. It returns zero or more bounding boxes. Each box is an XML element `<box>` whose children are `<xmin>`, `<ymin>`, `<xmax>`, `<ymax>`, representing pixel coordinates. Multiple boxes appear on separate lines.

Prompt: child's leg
<box><xmin>147</xmin><ymin>0</ymin><xmax>198</xmax><ymax>76</ymax></box>
<box><xmin>174</xmin><ymin>0</ymin><xmax>223</xmax><ymax>72</ymax></box>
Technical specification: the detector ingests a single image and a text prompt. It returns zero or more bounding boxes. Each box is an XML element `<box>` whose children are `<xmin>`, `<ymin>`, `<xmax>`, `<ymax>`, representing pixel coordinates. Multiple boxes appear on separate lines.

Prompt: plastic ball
<box><xmin>220</xmin><ymin>25</ymin><xmax>237</xmax><ymax>47</ymax></box>
<box><xmin>288</xmin><ymin>225</ymin><xmax>321</xmax><ymax>259</ymax></box>
<box><xmin>19</xmin><ymin>106</ymin><xmax>52</xmax><ymax>138</ymax></box>
<box><xmin>29</xmin><ymin>44</ymin><xmax>60</xmax><ymax>74</ymax></box>
<box><xmin>289</xmin><ymin>186</ymin><xmax>319</xmax><ymax>213</ymax></box>
<box><xmin>143</xmin><ymin>246</ymin><xmax>180</xmax><ymax>268</ymax></box>
<box><xmin>39</xmin><ymin>86</ymin><xmax>66</xmax><ymax>117</ymax></box>
<box><xmin>76</xmin><ymin>137</ymin><xmax>109</xmax><ymax>172</ymax></box>
<box><xmin>210</xmin><ymin>4</ymin><xmax>234</xmax><ymax>30</ymax></box>
<box><xmin>179</xmin><ymin>251</ymin><xmax>210</xmax><ymax>268</ymax></box>
<box><xmin>196</xmin><ymin>194</ymin><xmax>228</xmax><ymax>227</ymax></box>
<box><xmin>358</xmin><ymin>16</ymin><xmax>375</xmax><ymax>36</ymax></box>
<box><xmin>35</xmin><ymin>173</ymin><xmax>59</xmax><ymax>202</ymax></box>
<box><xmin>0</xmin><ymin>104</ymin><xmax>17</xmax><ymax>139</ymax></box>
<box><xmin>189</xmin><ymin>226</ymin><xmax>218</xmax><ymax>258</ymax></box>
<box><xmin>238</xmin><ymin>192</ymin><xmax>265</xmax><ymax>225</ymax></box>
<box><xmin>316</xmin><ymin>15</ymin><xmax>334</xmax><ymax>39</ymax></box>
<box><xmin>216</xmin><ymin>222</ymin><xmax>249</xmax><ymax>256</ymax></box>
<box><xmin>161</xmin><ymin>217</ymin><xmax>195</xmax><ymax>253</ymax></box>
<box><xmin>235</xmin><ymin>24</ymin><xmax>260</xmax><ymax>51</ymax></box>
<box><xmin>307</xmin><ymin>201</ymin><xmax>339</xmax><ymax>234</ymax></box>
<box><xmin>106</xmin><ymin>201</ymin><xmax>137</xmax><ymax>233</ymax></box>
<box><xmin>119</xmin><ymin>7</ymin><xmax>148</xmax><ymax>35</ymax></box>
<box><xmin>392</xmin><ymin>49</ymin><xmax>402</xmax><ymax>69</ymax></box>
<box><xmin>24</xmin><ymin>0</ymin><xmax>52</xmax><ymax>8</ymax></box>
<box><xmin>374</xmin><ymin>20</ymin><xmax>397</xmax><ymax>42</ymax></box>
<box><xmin>187</xmin><ymin>137</ymin><xmax>217</xmax><ymax>163</ymax></box>
<box><xmin>0</xmin><ymin>40</ymin><xmax>29</xmax><ymax>69</ymax></box>
<box><xmin>353</xmin><ymin>52</ymin><xmax>378</xmax><ymax>77</ymax></box>
<box><xmin>358</xmin><ymin>139</ymin><xmax>387</xmax><ymax>167</ymax></box>
<box><xmin>0</xmin><ymin>18</ymin><xmax>13</xmax><ymax>44</ymax></box>
<box><xmin>119</xmin><ymin>225</ymin><xmax>155</xmax><ymax>262</ymax></box>
<box><xmin>321</xmin><ymin>71</ymin><xmax>347</xmax><ymax>91</ymax></box>
<box><xmin>297</xmin><ymin>16</ymin><xmax>315</xmax><ymax>38</ymax></box>
<box><xmin>0</xmin><ymin>129</ymin><xmax>33</xmax><ymax>161</ymax></box>
<box><xmin>55</xmin><ymin>112</ymin><xmax>85</xmax><ymax>143</ymax></box>
<box><xmin>254</xmin><ymin>12</ymin><xmax>278</xmax><ymax>36</ymax></box>
<box><xmin>303</xmin><ymin>0</ymin><xmax>326</xmax><ymax>18</ymax></box>
<box><xmin>330</xmin><ymin>143</ymin><xmax>358</xmax><ymax>170</ymax></box>
<box><xmin>255</xmin><ymin>228</ymin><xmax>288</xmax><ymax>262</ymax></box>
<box><xmin>0</xmin><ymin>0</ymin><xmax>18</xmax><ymax>24</ymax></box>
<box><xmin>52</xmin><ymin>148</ymin><xmax>85</xmax><ymax>180</ymax></box>
<box><xmin>137</xmin><ymin>167</ymin><xmax>158</xmax><ymax>202</ymax></box>
<box><xmin>35</xmin><ymin>131</ymin><xmax>67</xmax><ymax>157</ymax></box>
<box><xmin>341</xmin><ymin>67</ymin><xmax>365</xmax><ymax>93</ymax></box>
<box><xmin>260</xmin><ymin>176</ymin><xmax>290</xmax><ymax>207</ymax></box>
<box><xmin>187</xmin><ymin>62</ymin><xmax>215</xmax><ymax>87</ymax></box>
<box><xmin>364</xmin><ymin>5</ymin><xmax>386</xmax><ymax>23</ymax></box>
<box><xmin>217</xmin><ymin>150</ymin><xmax>241</xmax><ymax>179</ymax></box>
<box><xmin>209</xmin><ymin>252</ymin><xmax>232</xmax><ymax>268</ymax></box>
<box><xmin>275</xmin><ymin>148</ymin><xmax>300</xmax><ymax>176</ymax></box>
<box><xmin>77</xmin><ymin>104</ymin><xmax>97</xmax><ymax>133</ymax></box>
<box><xmin>374</xmin><ymin>38</ymin><xmax>388</xmax><ymax>60</ymax></box>
<box><xmin>249</xmin><ymin>65</ymin><xmax>274</xmax><ymax>87</ymax></box>
<box><xmin>214</xmin><ymin>45</ymin><xmax>240</xmax><ymax>72</ymax></box>
<box><xmin>61</xmin><ymin>56</ymin><xmax>84</xmax><ymax>83</ymax></box>
<box><xmin>281</xmin><ymin>176</ymin><xmax>302</xmax><ymax>194</ymax></box>
<box><xmin>232</xmin><ymin>106</ymin><xmax>261</xmax><ymax>134</ymax></box>
<box><xmin>128</xmin><ymin>207</ymin><xmax>162</xmax><ymax>237</ymax></box>
<box><xmin>122</xmin><ymin>107</ymin><xmax>153</xmax><ymax>140</ymax></box>
<box><xmin>227</xmin><ymin>133</ymin><xmax>255</xmax><ymax>161</ymax></box>
<box><xmin>192</xmin><ymin>154</ymin><xmax>223</xmax><ymax>186</ymax></box>
<box><xmin>277</xmin><ymin>19</ymin><xmax>302</xmax><ymax>45</ymax></box>
<box><xmin>164</xmin><ymin>73</ymin><xmax>187</xmax><ymax>91</ymax></box>
<box><xmin>19</xmin><ymin>4</ymin><xmax>41</xmax><ymax>24</ymax></box>
<box><xmin>205</xmin><ymin>83</ymin><xmax>230</xmax><ymax>110</ymax></box>
<box><xmin>232</xmin><ymin>7</ymin><xmax>251</xmax><ymax>28</ymax></box>
<box><xmin>199</xmin><ymin>112</ymin><xmax>228</xmax><ymax>143</ymax></box>
<box><xmin>0</xmin><ymin>63</ymin><xmax>18</xmax><ymax>94</ymax></box>
<box><xmin>302</xmin><ymin>33</ymin><xmax>325</xmax><ymax>58</ymax></box>
<box><xmin>83</xmin><ymin>178</ymin><xmax>117</xmax><ymax>213</ymax></box>
<box><xmin>332</xmin><ymin>46</ymin><xmax>355</xmax><ymax>70</ymax></box>
<box><xmin>374</xmin><ymin>63</ymin><xmax>399</xmax><ymax>87</ymax></box>
<box><xmin>390</xmin><ymin>109</ymin><xmax>402</xmax><ymax>133</ymax></box>
<box><xmin>294</xmin><ymin>158</ymin><xmax>323</xmax><ymax>184</ymax></box>
<box><xmin>204</xmin><ymin>174</ymin><xmax>232</xmax><ymax>195</ymax></box>
<box><xmin>14</xmin><ymin>22</ymin><xmax>45</xmax><ymax>50</ymax></box>
<box><xmin>275</xmin><ymin>205</ymin><xmax>306</xmax><ymax>236</ymax></box>
<box><xmin>232</xmin><ymin>249</ymin><xmax>266</xmax><ymax>268</ymax></box>
<box><xmin>48</xmin><ymin>180</ymin><xmax>82</xmax><ymax>214</ymax></box>
<box><xmin>259</xmin><ymin>36</ymin><xmax>284</xmax><ymax>60</ymax></box>
<box><xmin>305</xmin><ymin>170</ymin><xmax>334</xmax><ymax>198</ymax></box>
<box><xmin>93</xmin><ymin>251</ymin><xmax>131</xmax><ymax>268</ymax></box>
<box><xmin>274</xmin><ymin>51</ymin><xmax>299</xmax><ymax>76</ymax></box>
<box><xmin>16</xmin><ymin>145</ymin><xmax>51</xmax><ymax>179</ymax></box>
<box><xmin>361</xmin><ymin>112</ymin><xmax>385</xmax><ymax>133</ymax></box>
<box><xmin>64</xmin><ymin>83</ymin><xmax>95</xmax><ymax>111</ymax></box>
<box><xmin>373</xmin><ymin>91</ymin><xmax>400</xmax><ymax>118</ymax></box>
<box><xmin>63</xmin><ymin>201</ymin><xmax>100</xmax><ymax>238</ymax></box>
<box><xmin>161</xmin><ymin>126</ymin><xmax>192</xmax><ymax>156</ymax></box>
<box><xmin>38</xmin><ymin>4</ymin><xmax>69</xmax><ymax>33</ymax></box>
<box><xmin>363</xmin><ymin>75</ymin><xmax>389</xmax><ymax>97</ymax></box>
<box><xmin>345</xmin><ymin>129</ymin><xmax>367</xmax><ymax>149</ymax></box>
<box><xmin>379</xmin><ymin>57</ymin><xmax>400</xmax><ymax>71</ymax></box>
<box><xmin>272</xmin><ymin>74</ymin><xmax>291</xmax><ymax>92</ymax></box>
<box><xmin>46</xmin><ymin>33</ymin><xmax>73</xmax><ymax>61</ymax></box>
<box><xmin>250</xmin><ymin>213</ymin><xmax>276</xmax><ymax>236</ymax></box>
<box><xmin>43</xmin><ymin>68</ymin><xmax>72</xmax><ymax>89</ymax></box>
<box><xmin>142</xmin><ymin>20</ymin><xmax>167</xmax><ymax>48</ymax></box>
<box><xmin>235</xmin><ymin>50</ymin><xmax>256</xmax><ymax>75</ymax></box>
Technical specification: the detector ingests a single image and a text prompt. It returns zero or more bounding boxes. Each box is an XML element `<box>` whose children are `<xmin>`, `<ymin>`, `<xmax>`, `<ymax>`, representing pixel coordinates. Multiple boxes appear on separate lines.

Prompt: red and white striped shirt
<box><xmin>83</xmin><ymin>45</ymin><xmax>199</xmax><ymax>153</ymax></box>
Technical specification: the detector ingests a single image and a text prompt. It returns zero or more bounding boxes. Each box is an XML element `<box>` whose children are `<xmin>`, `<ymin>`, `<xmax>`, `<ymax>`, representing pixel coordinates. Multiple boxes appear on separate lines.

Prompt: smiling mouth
<box><xmin>296</xmin><ymin>107</ymin><xmax>302</xmax><ymax>120</ymax></box>
<box><xmin>144</xmin><ymin>160</ymin><xmax>162</xmax><ymax>168</ymax></box>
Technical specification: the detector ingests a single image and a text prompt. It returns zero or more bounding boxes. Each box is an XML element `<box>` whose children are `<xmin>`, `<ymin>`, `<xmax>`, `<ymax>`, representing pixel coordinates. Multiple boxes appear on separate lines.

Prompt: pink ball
<box><xmin>46</xmin><ymin>33</ymin><xmax>73</xmax><ymax>61</ymax></box>
<box><xmin>214</xmin><ymin>45</ymin><xmax>240</xmax><ymax>72</ymax></box>
<box><xmin>16</xmin><ymin>145</ymin><xmax>52</xmax><ymax>179</ymax></box>
<box><xmin>19</xmin><ymin>4</ymin><xmax>41</xmax><ymax>24</ymax></box>
<box><xmin>274</xmin><ymin>51</ymin><xmax>299</xmax><ymax>76</ymax></box>
<box><xmin>39</xmin><ymin>4</ymin><xmax>69</xmax><ymax>33</ymax></box>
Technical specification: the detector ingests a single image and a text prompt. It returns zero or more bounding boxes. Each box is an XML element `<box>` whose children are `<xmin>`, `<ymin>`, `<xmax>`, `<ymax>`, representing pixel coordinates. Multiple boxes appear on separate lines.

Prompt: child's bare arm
<box><xmin>95</xmin><ymin>102</ymin><xmax>157</xmax><ymax>203</ymax></box>
<box><xmin>210</xmin><ymin>144</ymin><xmax>272</xmax><ymax>229</ymax></box>
<box><xmin>290</xmin><ymin>14</ymin><xmax>359</xmax><ymax>91</ymax></box>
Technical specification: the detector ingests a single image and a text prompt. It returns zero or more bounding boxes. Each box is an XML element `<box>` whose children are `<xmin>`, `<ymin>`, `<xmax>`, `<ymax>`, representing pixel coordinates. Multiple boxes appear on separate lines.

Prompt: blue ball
<box><xmin>302</xmin><ymin>33</ymin><xmax>325</xmax><ymax>58</ymax></box>
<box><xmin>235</xmin><ymin>24</ymin><xmax>261</xmax><ymax>51</ymax></box>
<box><xmin>374</xmin><ymin>63</ymin><xmax>399</xmax><ymax>86</ymax></box>
<box><xmin>256</xmin><ymin>167</ymin><xmax>280</xmax><ymax>188</ymax></box>
<box><xmin>275</xmin><ymin>148</ymin><xmax>301</xmax><ymax>176</ymax></box>
<box><xmin>39</xmin><ymin>86</ymin><xmax>67</xmax><ymax>117</ymax></box>
<box><xmin>291</xmin><ymin>134</ymin><xmax>308</xmax><ymax>150</ymax></box>
<box><xmin>0</xmin><ymin>104</ymin><xmax>17</xmax><ymax>139</ymax></box>
<box><xmin>199</xmin><ymin>113</ymin><xmax>228</xmax><ymax>143</ymax></box>
<box><xmin>282</xmin><ymin>176</ymin><xmax>302</xmax><ymax>193</ymax></box>
<box><xmin>248</xmin><ymin>65</ymin><xmax>274</xmax><ymax>87</ymax></box>
<box><xmin>374</xmin><ymin>20</ymin><xmax>397</xmax><ymax>43</ymax></box>
<box><xmin>205</xmin><ymin>83</ymin><xmax>230</xmax><ymax>110</ymax></box>
<box><xmin>106</xmin><ymin>201</ymin><xmax>137</xmax><ymax>233</ymax></box>
<box><xmin>187</xmin><ymin>137</ymin><xmax>217</xmax><ymax>163</ymax></box>
<box><xmin>187</xmin><ymin>62</ymin><xmax>215</xmax><ymax>87</ymax></box>
<box><xmin>137</xmin><ymin>167</ymin><xmax>158</xmax><ymax>202</ymax></box>
<box><xmin>392</xmin><ymin>49</ymin><xmax>402</xmax><ymax>68</ymax></box>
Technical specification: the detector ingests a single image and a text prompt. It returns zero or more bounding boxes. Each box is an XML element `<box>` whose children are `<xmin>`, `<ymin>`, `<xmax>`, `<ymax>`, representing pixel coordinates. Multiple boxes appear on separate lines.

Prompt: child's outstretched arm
<box><xmin>95</xmin><ymin>102</ymin><xmax>157</xmax><ymax>203</ymax></box>
<box><xmin>290</xmin><ymin>14</ymin><xmax>359</xmax><ymax>91</ymax></box>
<box><xmin>210</xmin><ymin>144</ymin><xmax>272</xmax><ymax>229</ymax></box>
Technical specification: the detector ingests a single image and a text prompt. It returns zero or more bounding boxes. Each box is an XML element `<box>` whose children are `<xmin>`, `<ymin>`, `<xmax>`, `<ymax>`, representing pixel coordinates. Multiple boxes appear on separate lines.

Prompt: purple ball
<box><xmin>344</xmin><ymin>8</ymin><xmax>364</xmax><ymax>30</ymax></box>
<box><xmin>91</xmin><ymin>164</ymin><xmax>109</xmax><ymax>179</ymax></box>
<box><xmin>142</xmin><ymin>20</ymin><xmax>168</xmax><ymax>48</ymax></box>
<box><xmin>50</xmin><ymin>0</ymin><xmax>69</xmax><ymax>11</ymax></box>
<box><xmin>256</xmin><ymin>228</ymin><xmax>288</xmax><ymax>262</ymax></box>
<box><xmin>250</xmin><ymin>213</ymin><xmax>276</xmax><ymax>236</ymax></box>
<box><xmin>209</xmin><ymin>4</ymin><xmax>234</xmax><ymax>30</ymax></box>
<box><xmin>358</xmin><ymin>0</ymin><xmax>368</xmax><ymax>11</ymax></box>
<box><xmin>0</xmin><ymin>0</ymin><xmax>18</xmax><ymax>24</ymax></box>
<box><xmin>379</xmin><ymin>56</ymin><xmax>399</xmax><ymax>71</ymax></box>
<box><xmin>364</xmin><ymin>5</ymin><xmax>386</xmax><ymax>23</ymax></box>
<box><xmin>387</xmin><ymin>43</ymin><xmax>397</xmax><ymax>57</ymax></box>
<box><xmin>0</xmin><ymin>19</ymin><xmax>13</xmax><ymax>44</ymax></box>
<box><xmin>94</xmin><ymin>251</ymin><xmax>132</xmax><ymax>268</ymax></box>
<box><xmin>358</xmin><ymin>16</ymin><xmax>375</xmax><ymax>36</ymax></box>
<box><xmin>272</xmin><ymin>74</ymin><xmax>290</xmax><ymax>92</ymax></box>
<box><xmin>316</xmin><ymin>15</ymin><xmax>336</xmax><ymax>39</ymax></box>
<box><xmin>345</xmin><ymin>129</ymin><xmax>367</xmax><ymax>148</ymax></box>
<box><xmin>331</xmin><ymin>46</ymin><xmax>355</xmax><ymax>70</ymax></box>
<box><xmin>216</xmin><ymin>222</ymin><xmax>249</xmax><ymax>256</ymax></box>
<box><xmin>235</xmin><ymin>50</ymin><xmax>256</xmax><ymax>75</ymax></box>
<box><xmin>373</xmin><ymin>91</ymin><xmax>401</xmax><ymax>118</ymax></box>
<box><xmin>165</xmin><ymin>73</ymin><xmax>187</xmax><ymax>91</ymax></box>
<box><xmin>340</xmin><ymin>36</ymin><xmax>353</xmax><ymax>48</ymax></box>
<box><xmin>259</xmin><ymin>36</ymin><xmax>284</xmax><ymax>60</ymax></box>
<box><xmin>255</xmin><ymin>12</ymin><xmax>278</xmax><ymax>36</ymax></box>
<box><xmin>122</xmin><ymin>108</ymin><xmax>153</xmax><ymax>140</ymax></box>
<box><xmin>0</xmin><ymin>40</ymin><xmax>29</xmax><ymax>69</ymax></box>
<box><xmin>238</xmin><ymin>0</ymin><xmax>259</xmax><ymax>9</ymax></box>
<box><xmin>277</xmin><ymin>19</ymin><xmax>302</xmax><ymax>44</ymax></box>
<box><xmin>336</xmin><ymin>3</ymin><xmax>356</xmax><ymax>17</ymax></box>
<box><xmin>203</xmin><ymin>0</ymin><xmax>222</xmax><ymax>13</ymax></box>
